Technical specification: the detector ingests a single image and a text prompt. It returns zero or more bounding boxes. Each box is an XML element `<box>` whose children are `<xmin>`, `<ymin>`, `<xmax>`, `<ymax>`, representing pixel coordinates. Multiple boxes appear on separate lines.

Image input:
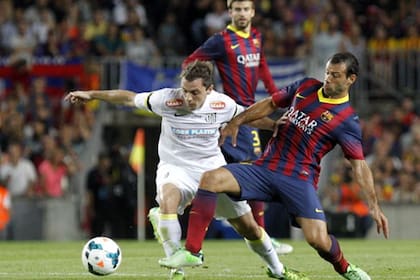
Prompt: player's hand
<box><xmin>371</xmin><ymin>206</ymin><xmax>389</xmax><ymax>239</ymax></box>
<box><xmin>272</xmin><ymin>113</ymin><xmax>288</xmax><ymax>137</ymax></box>
<box><xmin>64</xmin><ymin>91</ymin><xmax>92</xmax><ymax>104</ymax></box>
<box><xmin>219</xmin><ymin>121</ymin><xmax>240</xmax><ymax>147</ymax></box>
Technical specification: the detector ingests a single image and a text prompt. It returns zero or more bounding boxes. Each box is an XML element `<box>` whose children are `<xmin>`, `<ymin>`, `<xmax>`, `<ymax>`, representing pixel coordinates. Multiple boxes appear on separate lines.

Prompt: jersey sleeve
<box><xmin>182</xmin><ymin>34</ymin><xmax>224</xmax><ymax>68</ymax></box>
<box><xmin>258</xmin><ymin>48</ymin><xmax>278</xmax><ymax>95</ymax></box>
<box><xmin>216</xmin><ymin>93</ymin><xmax>244</xmax><ymax>122</ymax></box>
<box><xmin>272</xmin><ymin>78</ymin><xmax>306</xmax><ymax>108</ymax></box>
<box><xmin>338</xmin><ymin>116</ymin><xmax>365</xmax><ymax>160</ymax></box>
<box><xmin>133</xmin><ymin>88</ymin><xmax>168</xmax><ymax>116</ymax></box>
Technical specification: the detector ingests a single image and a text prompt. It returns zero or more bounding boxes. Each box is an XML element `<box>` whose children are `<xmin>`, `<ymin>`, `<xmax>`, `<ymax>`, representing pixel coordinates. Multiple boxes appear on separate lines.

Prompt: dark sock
<box><xmin>248</xmin><ymin>200</ymin><xmax>265</xmax><ymax>227</ymax></box>
<box><xmin>185</xmin><ymin>189</ymin><xmax>217</xmax><ymax>254</ymax></box>
<box><xmin>317</xmin><ymin>235</ymin><xmax>349</xmax><ymax>274</ymax></box>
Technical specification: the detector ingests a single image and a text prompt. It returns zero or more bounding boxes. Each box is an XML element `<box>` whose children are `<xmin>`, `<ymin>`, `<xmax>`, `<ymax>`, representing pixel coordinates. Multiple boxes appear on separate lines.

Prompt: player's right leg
<box><xmin>152</xmin><ymin>163</ymin><xmax>199</xmax><ymax>279</ymax></box>
<box><xmin>153</xmin><ymin>183</ymin><xmax>183</xmax><ymax>257</ymax></box>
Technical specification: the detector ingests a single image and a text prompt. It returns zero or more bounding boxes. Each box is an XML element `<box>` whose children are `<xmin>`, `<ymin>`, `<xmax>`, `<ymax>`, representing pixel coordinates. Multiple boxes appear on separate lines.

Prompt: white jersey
<box><xmin>134</xmin><ymin>88</ymin><xmax>244</xmax><ymax>173</ymax></box>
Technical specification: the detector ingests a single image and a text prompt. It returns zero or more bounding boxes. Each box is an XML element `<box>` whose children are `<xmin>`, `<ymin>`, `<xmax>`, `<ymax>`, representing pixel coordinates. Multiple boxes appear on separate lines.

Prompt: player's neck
<box><xmin>228</xmin><ymin>24</ymin><xmax>251</xmax><ymax>35</ymax></box>
<box><xmin>322</xmin><ymin>89</ymin><xmax>348</xmax><ymax>99</ymax></box>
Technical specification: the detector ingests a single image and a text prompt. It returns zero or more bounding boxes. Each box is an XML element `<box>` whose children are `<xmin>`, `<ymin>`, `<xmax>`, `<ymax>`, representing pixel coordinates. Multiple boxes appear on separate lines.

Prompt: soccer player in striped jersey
<box><xmin>160</xmin><ymin>53</ymin><xmax>389</xmax><ymax>280</ymax></box>
<box><xmin>183</xmin><ymin>0</ymin><xmax>293</xmax><ymax>255</ymax></box>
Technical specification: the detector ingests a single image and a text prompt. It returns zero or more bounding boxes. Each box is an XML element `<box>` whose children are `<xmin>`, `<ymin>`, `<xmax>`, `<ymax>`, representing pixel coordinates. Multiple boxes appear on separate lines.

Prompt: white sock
<box><xmin>245</xmin><ymin>227</ymin><xmax>284</xmax><ymax>276</ymax></box>
<box><xmin>159</xmin><ymin>213</ymin><xmax>181</xmax><ymax>257</ymax></box>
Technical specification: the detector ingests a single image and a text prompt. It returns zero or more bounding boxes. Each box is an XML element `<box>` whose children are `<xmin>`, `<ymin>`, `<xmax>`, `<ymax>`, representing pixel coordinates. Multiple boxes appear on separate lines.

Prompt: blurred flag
<box><xmin>119</xmin><ymin>60</ymin><xmax>179</xmax><ymax>92</ymax></box>
<box><xmin>216</xmin><ymin>58</ymin><xmax>305</xmax><ymax>101</ymax></box>
<box><xmin>119</xmin><ymin>61</ymin><xmax>156</xmax><ymax>92</ymax></box>
<box><xmin>129</xmin><ymin>129</ymin><xmax>145</xmax><ymax>174</ymax></box>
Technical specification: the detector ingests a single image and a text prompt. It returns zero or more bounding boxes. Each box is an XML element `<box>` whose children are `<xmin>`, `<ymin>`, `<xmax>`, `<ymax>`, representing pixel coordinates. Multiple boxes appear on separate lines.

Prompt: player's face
<box><xmin>229</xmin><ymin>1</ymin><xmax>255</xmax><ymax>31</ymax></box>
<box><xmin>323</xmin><ymin>61</ymin><xmax>356</xmax><ymax>98</ymax></box>
<box><xmin>180</xmin><ymin>78</ymin><xmax>212</xmax><ymax>110</ymax></box>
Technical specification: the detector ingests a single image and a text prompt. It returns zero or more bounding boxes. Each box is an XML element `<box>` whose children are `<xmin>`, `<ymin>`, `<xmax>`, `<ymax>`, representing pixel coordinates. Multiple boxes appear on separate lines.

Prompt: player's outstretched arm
<box><xmin>64</xmin><ymin>90</ymin><xmax>137</xmax><ymax>107</ymax></box>
<box><xmin>238</xmin><ymin>97</ymin><xmax>277</xmax><ymax>124</ymax></box>
<box><xmin>248</xmin><ymin>117</ymin><xmax>276</xmax><ymax>131</ymax></box>
<box><xmin>349</xmin><ymin>159</ymin><xmax>390</xmax><ymax>238</ymax></box>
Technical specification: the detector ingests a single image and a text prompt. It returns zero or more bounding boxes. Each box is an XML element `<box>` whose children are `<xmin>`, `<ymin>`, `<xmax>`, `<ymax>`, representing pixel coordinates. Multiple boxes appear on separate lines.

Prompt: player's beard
<box><xmin>233</xmin><ymin>17</ymin><xmax>251</xmax><ymax>31</ymax></box>
<box><xmin>324</xmin><ymin>84</ymin><xmax>345</xmax><ymax>98</ymax></box>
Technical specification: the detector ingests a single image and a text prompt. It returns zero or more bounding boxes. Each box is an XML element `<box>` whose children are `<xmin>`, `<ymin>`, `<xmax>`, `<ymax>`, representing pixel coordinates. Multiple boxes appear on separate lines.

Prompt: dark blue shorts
<box><xmin>221</xmin><ymin>125</ymin><xmax>261</xmax><ymax>163</ymax></box>
<box><xmin>223</xmin><ymin>163</ymin><xmax>326</xmax><ymax>227</ymax></box>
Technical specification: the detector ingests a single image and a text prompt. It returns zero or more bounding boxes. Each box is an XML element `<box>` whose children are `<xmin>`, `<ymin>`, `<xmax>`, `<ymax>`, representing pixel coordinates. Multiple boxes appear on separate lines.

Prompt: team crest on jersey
<box><xmin>205</xmin><ymin>113</ymin><xmax>217</xmax><ymax>123</ymax></box>
<box><xmin>166</xmin><ymin>98</ymin><xmax>184</xmax><ymax>107</ymax></box>
<box><xmin>210</xmin><ymin>101</ymin><xmax>225</xmax><ymax>109</ymax></box>
<box><xmin>321</xmin><ymin>110</ymin><xmax>334</xmax><ymax>122</ymax></box>
<box><xmin>253</xmin><ymin>38</ymin><xmax>260</xmax><ymax>48</ymax></box>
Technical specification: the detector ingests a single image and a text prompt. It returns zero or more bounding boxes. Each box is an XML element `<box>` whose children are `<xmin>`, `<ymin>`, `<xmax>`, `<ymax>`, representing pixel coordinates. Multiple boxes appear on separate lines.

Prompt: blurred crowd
<box><xmin>0</xmin><ymin>0</ymin><xmax>419</xmax><ymax>238</ymax></box>
<box><xmin>323</xmin><ymin>96</ymin><xmax>420</xmax><ymax>208</ymax></box>
<box><xmin>0</xmin><ymin>0</ymin><xmax>417</xmax><ymax>63</ymax></box>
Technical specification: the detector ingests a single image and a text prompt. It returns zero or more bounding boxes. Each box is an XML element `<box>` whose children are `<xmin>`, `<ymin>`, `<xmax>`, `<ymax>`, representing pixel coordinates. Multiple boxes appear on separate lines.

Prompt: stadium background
<box><xmin>0</xmin><ymin>0</ymin><xmax>418</xmax><ymax>241</ymax></box>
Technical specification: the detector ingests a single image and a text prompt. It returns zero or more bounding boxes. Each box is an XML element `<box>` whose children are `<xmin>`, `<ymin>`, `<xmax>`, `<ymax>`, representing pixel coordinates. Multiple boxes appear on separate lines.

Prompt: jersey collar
<box><xmin>227</xmin><ymin>24</ymin><xmax>250</xmax><ymax>38</ymax></box>
<box><xmin>317</xmin><ymin>88</ymin><xmax>349</xmax><ymax>104</ymax></box>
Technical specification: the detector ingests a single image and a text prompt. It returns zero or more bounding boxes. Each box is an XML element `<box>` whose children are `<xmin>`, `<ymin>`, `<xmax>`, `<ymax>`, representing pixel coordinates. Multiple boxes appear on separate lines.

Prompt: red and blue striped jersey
<box><xmin>183</xmin><ymin>25</ymin><xmax>278</xmax><ymax>106</ymax></box>
<box><xmin>255</xmin><ymin>78</ymin><xmax>364</xmax><ymax>188</ymax></box>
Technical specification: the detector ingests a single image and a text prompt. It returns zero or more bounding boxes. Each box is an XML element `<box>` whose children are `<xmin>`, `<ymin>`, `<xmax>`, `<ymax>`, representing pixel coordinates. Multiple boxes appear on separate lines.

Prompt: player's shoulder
<box><xmin>205</xmin><ymin>90</ymin><xmax>236</xmax><ymax>109</ymax></box>
<box><xmin>150</xmin><ymin>87</ymin><xmax>181</xmax><ymax>99</ymax></box>
<box><xmin>293</xmin><ymin>77</ymin><xmax>323</xmax><ymax>93</ymax></box>
<box><xmin>250</xmin><ymin>26</ymin><xmax>261</xmax><ymax>36</ymax></box>
<box><xmin>161</xmin><ymin>88</ymin><xmax>185</xmax><ymax>106</ymax></box>
<box><xmin>301</xmin><ymin>77</ymin><xmax>322</xmax><ymax>86</ymax></box>
<box><xmin>147</xmin><ymin>88</ymin><xmax>184</xmax><ymax>108</ymax></box>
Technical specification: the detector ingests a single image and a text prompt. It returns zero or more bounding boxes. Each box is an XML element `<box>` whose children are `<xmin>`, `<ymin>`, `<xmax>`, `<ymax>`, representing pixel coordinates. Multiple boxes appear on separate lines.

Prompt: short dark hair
<box><xmin>328</xmin><ymin>52</ymin><xmax>359</xmax><ymax>77</ymax></box>
<box><xmin>180</xmin><ymin>60</ymin><xmax>214</xmax><ymax>88</ymax></box>
<box><xmin>227</xmin><ymin>0</ymin><xmax>254</xmax><ymax>9</ymax></box>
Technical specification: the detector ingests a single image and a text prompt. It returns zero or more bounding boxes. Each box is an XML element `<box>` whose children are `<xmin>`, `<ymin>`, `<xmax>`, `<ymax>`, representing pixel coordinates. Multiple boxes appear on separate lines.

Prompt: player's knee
<box><xmin>159</xmin><ymin>185</ymin><xmax>181</xmax><ymax>212</ymax></box>
<box><xmin>305</xmin><ymin>231</ymin><xmax>330</xmax><ymax>251</ymax></box>
<box><xmin>199</xmin><ymin>169</ymin><xmax>222</xmax><ymax>192</ymax></box>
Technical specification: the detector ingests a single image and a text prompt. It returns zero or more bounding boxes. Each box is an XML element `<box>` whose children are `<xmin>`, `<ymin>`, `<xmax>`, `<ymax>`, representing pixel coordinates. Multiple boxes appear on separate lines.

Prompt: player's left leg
<box><xmin>215</xmin><ymin>194</ymin><xmax>286</xmax><ymax>277</ymax></box>
<box><xmin>228</xmin><ymin>212</ymin><xmax>305</xmax><ymax>279</ymax></box>
<box><xmin>298</xmin><ymin>218</ymin><xmax>370</xmax><ymax>280</ymax></box>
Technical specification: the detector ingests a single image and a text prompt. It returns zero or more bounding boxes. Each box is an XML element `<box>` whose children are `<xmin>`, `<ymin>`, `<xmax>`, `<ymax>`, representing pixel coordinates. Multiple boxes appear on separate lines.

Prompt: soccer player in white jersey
<box><xmin>65</xmin><ymin>60</ymin><xmax>305</xmax><ymax>280</ymax></box>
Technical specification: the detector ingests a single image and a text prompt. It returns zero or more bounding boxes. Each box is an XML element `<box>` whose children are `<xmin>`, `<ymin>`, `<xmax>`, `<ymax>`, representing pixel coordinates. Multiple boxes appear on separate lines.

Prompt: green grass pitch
<box><xmin>0</xmin><ymin>239</ymin><xmax>418</xmax><ymax>279</ymax></box>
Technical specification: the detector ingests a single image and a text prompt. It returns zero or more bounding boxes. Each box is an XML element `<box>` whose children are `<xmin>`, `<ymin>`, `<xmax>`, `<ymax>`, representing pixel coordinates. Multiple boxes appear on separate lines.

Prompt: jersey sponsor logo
<box><xmin>237</xmin><ymin>53</ymin><xmax>260</xmax><ymax>67</ymax></box>
<box><xmin>210</xmin><ymin>101</ymin><xmax>226</xmax><ymax>109</ymax></box>
<box><xmin>320</xmin><ymin>110</ymin><xmax>334</xmax><ymax>122</ymax></box>
<box><xmin>171</xmin><ymin>127</ymin><xmax>217</xmax><ymax>139</ymax></box>
<box><xmin>315</xmin><ymin>208</ymin><xmax>324</xmax><ymax>213</ymax></box>
<box><xmin>165</xmin><ymin>98</ymin><xmax>184</xmax><ymax>107</ymax></box>
<box><xmin>230</xmin><ymin>43</ymin><xmax>240</xmax><ymax>49</ymax></box>
<box><xmin>285</xmin><ymin>106</ymin><xmax>318</xmax><ymax>135</ymax></box>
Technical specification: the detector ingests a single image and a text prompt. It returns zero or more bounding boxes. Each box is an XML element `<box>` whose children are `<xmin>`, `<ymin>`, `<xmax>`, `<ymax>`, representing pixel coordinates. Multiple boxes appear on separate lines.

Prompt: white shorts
<box><xmin>155</xmin><ymin>162</ymin><xmax>250</xmax><ymax>218</ymax></box>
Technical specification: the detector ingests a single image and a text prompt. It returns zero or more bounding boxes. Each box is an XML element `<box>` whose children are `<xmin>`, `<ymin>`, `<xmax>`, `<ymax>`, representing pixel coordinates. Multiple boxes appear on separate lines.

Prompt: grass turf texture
<box><xmin>0</xmin><ymin>239</ymin><xmax>418</xmax><ymax>279</ymax></box>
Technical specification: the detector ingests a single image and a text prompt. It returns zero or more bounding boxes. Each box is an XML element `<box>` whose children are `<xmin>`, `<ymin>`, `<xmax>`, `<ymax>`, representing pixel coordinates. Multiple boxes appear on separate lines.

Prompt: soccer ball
<box><xmin>81</xmin><ymin>237</ymin><xmax>122</xmax><ymax>276</ymax></box>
